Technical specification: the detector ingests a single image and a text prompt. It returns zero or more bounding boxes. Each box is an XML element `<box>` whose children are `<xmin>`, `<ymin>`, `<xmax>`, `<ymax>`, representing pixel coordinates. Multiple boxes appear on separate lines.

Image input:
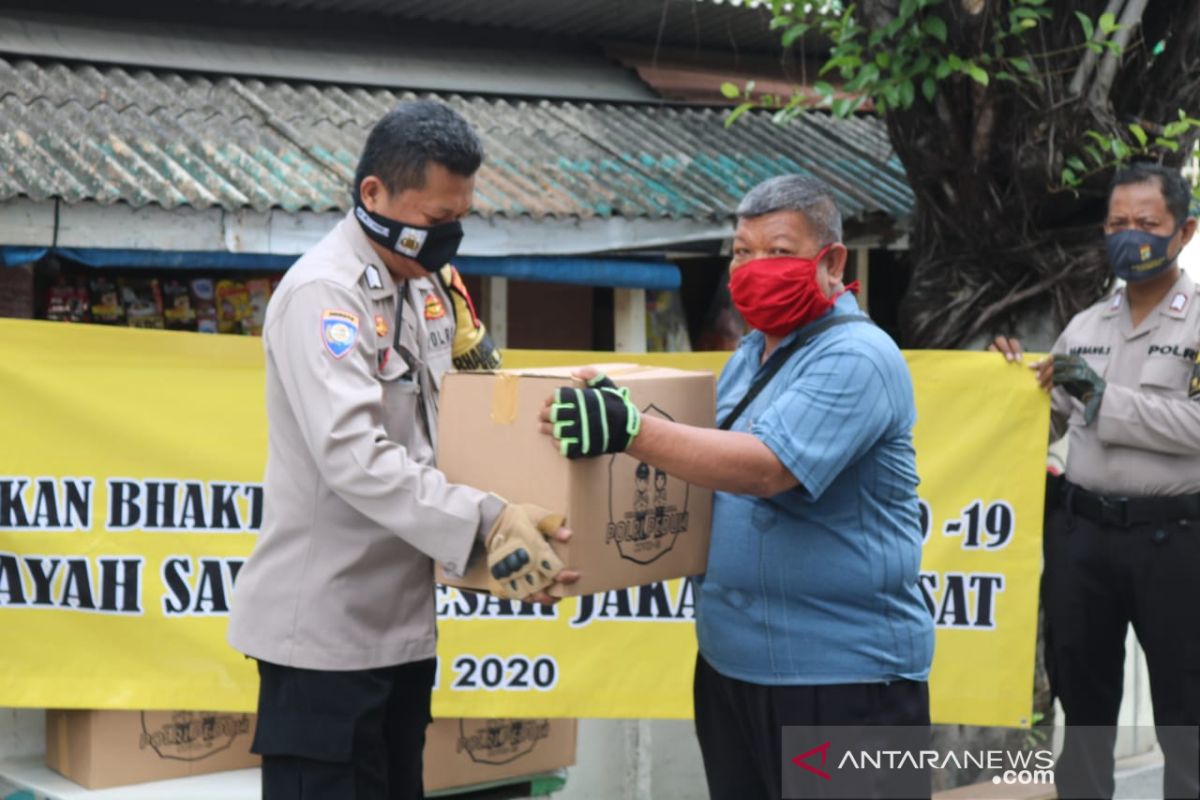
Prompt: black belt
<box><xmin>1061</xmin><ymin>480</ymin><xmax>1200</xmax><ymax>528</ymax></box>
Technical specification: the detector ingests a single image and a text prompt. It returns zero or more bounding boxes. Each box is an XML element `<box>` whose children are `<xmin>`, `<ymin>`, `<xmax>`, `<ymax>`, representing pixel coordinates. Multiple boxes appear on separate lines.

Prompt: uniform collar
<box><xmin>337</xmin><ymin>211</ymin><xmax>399</xmax><ymax>301</ymax></box>
<box><xmin>1115</xmin><ymin>270</ymin><xmax>1194</xmax><ymax>339</ymax></box>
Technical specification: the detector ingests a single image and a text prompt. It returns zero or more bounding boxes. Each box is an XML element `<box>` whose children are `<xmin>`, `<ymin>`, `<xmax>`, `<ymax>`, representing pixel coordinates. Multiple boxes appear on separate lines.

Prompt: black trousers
<box><xmin>1044</xmin><ymin>505</ymin><xmax>1200</xmax><ymax>799</ymax></box>
<box><xmin>694</xmin><ymin>653</ymin><xmax>931</xmax><ymax>800</ymax></box>
<box><xmin>251</xmin><ymin>658</ymin><xmax>436</xmax><ymax>800</ymax></box>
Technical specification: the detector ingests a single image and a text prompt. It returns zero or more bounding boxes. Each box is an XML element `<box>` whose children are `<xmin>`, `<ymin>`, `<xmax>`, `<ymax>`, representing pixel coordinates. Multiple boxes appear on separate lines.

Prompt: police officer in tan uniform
<box><xmin>228</xmin><ymin>101</ymin><xmax>576</xmax><ymax>800</ymax></box>
<box><xmin>993</xmin><ymin>164</ymin><xmax>1199</xmax><ymax>799</ymax></box>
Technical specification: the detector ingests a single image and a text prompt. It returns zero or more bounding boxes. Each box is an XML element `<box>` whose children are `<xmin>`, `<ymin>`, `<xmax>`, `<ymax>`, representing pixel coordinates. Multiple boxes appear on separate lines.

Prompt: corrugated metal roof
<box><xmin>212</xmin><ymin>0</ymin><xmax>784</xmax><ymax>52</ymax></box>
<box><xmin>0</xmin><ymin>57</ymin><xmax>912</xmax><ymax>225</ymax></box>
<box><xmin>0</xmin><ymin>9</ymin><xmax>658</xmax><ymax>102</ymax></box>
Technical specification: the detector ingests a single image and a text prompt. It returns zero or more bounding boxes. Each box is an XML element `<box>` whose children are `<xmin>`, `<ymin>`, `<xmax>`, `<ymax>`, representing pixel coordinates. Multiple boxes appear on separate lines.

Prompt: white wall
<box><xmin>1182</xmin><ymin>235</ymin><xmax>1199</xmax><ymax>278</ymax></box>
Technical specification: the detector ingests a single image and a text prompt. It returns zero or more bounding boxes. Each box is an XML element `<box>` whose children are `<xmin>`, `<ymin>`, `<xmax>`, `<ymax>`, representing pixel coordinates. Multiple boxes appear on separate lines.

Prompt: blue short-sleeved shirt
<box><xmin>696</xmin><ymin>293</ymin><xmax>934</xmax><ymax>685</ymax></box>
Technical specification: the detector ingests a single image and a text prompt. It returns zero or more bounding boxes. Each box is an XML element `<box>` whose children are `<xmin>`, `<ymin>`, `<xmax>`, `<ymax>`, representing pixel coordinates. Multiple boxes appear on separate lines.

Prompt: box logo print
<box><xmin>457</xmin><ymin>719</ymin><xmax>551</xmax><ymax>765</ymax></box>
<box><xmin>139</xmin><ymin>711</ymin><xmax>252</xmax><ymax>762</ymax></box>
<box><xmin>607</xmin><ymin>404</ymin><xmax>692</xmax><ymax>564</ymax></box>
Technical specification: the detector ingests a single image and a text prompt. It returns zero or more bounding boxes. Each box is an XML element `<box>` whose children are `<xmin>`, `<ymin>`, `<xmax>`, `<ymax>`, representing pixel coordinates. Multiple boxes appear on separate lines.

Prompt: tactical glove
<box><xmin>486</xmin><ymin>503</ymin><xmax>566</xmax><ymax>599</ymax></box>
<box><xmin>548</xmin><ymin>373</ymin><xmax>641</xmax><ymax>459</ymax></box>
<box><xmin>438</xmin><ymin>265</ymin><xmax>502</xmax><ymax>371</ymax></box>
<box><xmin>1053</xmin><ymin>355</ymin><xmax>1106</xmax><ymax>425</ymax></box>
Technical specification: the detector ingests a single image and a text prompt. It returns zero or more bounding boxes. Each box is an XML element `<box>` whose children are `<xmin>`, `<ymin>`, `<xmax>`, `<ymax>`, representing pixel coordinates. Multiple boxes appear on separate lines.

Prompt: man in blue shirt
<box><xmin>541</xmin><ymin>175</ymin><xmax>934</xmax><ymax>799</ymax></box>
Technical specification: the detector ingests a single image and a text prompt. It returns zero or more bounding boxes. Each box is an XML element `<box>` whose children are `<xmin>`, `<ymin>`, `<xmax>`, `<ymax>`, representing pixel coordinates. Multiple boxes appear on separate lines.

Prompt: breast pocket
<box><xmin>380</xmin><ymin>377</ymin><xmax>422</xmax><ymax>448</ymax></box>
<box><xmin>1139</xmin><ymin>356</ymin><xmax>1191</xmax><ymax>398</ymax></box>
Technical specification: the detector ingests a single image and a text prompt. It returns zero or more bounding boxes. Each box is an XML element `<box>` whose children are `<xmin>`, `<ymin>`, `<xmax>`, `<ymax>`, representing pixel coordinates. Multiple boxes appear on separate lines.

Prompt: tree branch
<box><xmin>1088</xmin><ymin>0</ymin><xmax>1150</xmax><ymax>110</ymax></box>
<box><xmin>1067</xmin><ymin>0</ymin><xmax>1126</xmax><ymax>97</ymax></box>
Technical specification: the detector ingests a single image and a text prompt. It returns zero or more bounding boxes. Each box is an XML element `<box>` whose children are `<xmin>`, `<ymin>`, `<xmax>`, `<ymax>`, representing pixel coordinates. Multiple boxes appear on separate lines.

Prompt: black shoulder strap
<box><xmin>718</xmin><ymin>314</ymin><xmax>873</xmax><ymax>431</ymax></box>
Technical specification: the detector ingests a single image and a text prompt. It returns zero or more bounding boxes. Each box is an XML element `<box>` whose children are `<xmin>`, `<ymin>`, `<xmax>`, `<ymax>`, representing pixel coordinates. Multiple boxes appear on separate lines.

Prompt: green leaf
<box><xmin>814</xmin><ymin>81</ymin><xmax>836</xmax><ymax>98</ymax></box>
<box><xmin>1067</xmin><ymin>156</ymin><xmax>1086</xmax><ymax>172</ymax></box>
<box><xmin>1128</xmin><ymin>123</ymin><xmax>1148</xmax><ymax>147</ymax></box>
<box><xmin>935</xmin><ymin>59</ymin><xmax>953</xmax><ymax>79</ymax></box>
<box><xmin>724</xmin><ymin>102</ymin><xmax>754</xmax><ymax>128</ymax></box>
<box><xmin>947</xmin><ymin>53</ymin><xmax>963</xmax><ymax>70</ymax></box>
<box><xmin>1163</xmin><ymin>120</ymin><xmax>1190</xmax><ymax>138</ymax></box>
<box><xmin>1009</xmin><ymin>57</ymin><xmax>1032</xmax><ymax>73</ymax></box>
<box><xmin>995</xmin><ymin>71</ymin><xmax>1016</xmax><ymax>82</ymax></box>
<box><xmin>1155</xmin><ymin>137</ymin><xmax>1181</xmax><ymax>152</ymax></box>
<box><xmin>875</xmin><ymin>51</ymin><xmax>892</xmax><ymax>69</ymax></box>
<box><xmin>720</xmin><ymin>82</ymin><xmax>741</xmax><ymax>100</ymax></box>
<box><xmin>1061</xmin><ymin>167</ymin><xmax>1077</xmax><ymax>185</ymax></box>
<box><xmin>922</xmin><ymin>76</ymin><xmax>937</xmax><ymax>102</ymax></box>
<box><xmin>831</xmin><ymin>96</ymin><xmax>853</xmax><ymax>117</ymax></box>
<box><xmin>1104</xmin><ymin>40</ymin><xmax>1124</xmax><ymax>55</ymax></box>
<box><xmin>1075</xmin><ymin>11</ymin><xmax>1094</xmax><ymax>41</ymax></box>
<box><xmin>965</xmin><ymin>63</ymin><xmax>990</xmax><ymax>86</ymax></box>
<box><xmin>1019</xmin><ymin>18</ymin><xmax>1038</xmax><ymax>29</ymax></box>
<box><xmin>1085</xmin><ymin>130</ymin><xmax>1109</xmax><ymax>144</ymax></box>
<box><xmin>899</xmin><ymin>79</ymin><xmax>916</xmax><ymax>108</ymax></box>
<box><xmin>1098</xmin><ymin>11</ymin><xmax>1118</xmax><ymax>34</ymax></box>
<box><xmin>782</xmin><ymin>23</ymin><xmax>811</xmax><ymax>47</ymax></box>
<box><xmin>921</xmin><ymin>17</ymin><xmax>948</xmax><ymax>43</ymax></box>
<box><xmin>1087</xmin><ymin>41</ymin><xmax>1104</xmax><ymax>54</ymax></box>
<box><xmin>1084</xmin><ymin>145</ymin><xmax>1104</xmax><ymax>165</ymax></box>
<box><xmin>820</xmin><ymin>54</ymin><xmax>863</xmax><ymax>76</ymax></box>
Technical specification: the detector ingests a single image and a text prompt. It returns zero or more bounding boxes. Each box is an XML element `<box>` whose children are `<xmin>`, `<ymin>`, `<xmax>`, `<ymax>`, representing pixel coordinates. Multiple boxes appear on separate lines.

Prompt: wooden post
<box><xmin>481</xmin><ymin>276</ymin><xmax>508</xmax><ymax>349</ymax></box>
<box><xmin>854</xmin><ymin>247</ymin><xmax>870</xmax><ymax>315</ymax></box>
<box><xmin>613</xmin><ymin>288</ymin><xmax>647</xmax><ymax>353</ymax></box>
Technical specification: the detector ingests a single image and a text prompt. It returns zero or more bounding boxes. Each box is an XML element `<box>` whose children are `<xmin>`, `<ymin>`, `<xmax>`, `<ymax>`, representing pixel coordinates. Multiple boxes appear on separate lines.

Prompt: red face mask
<box><xmin>728</xmin><ymin>248</ymin><xmax>858</xmax><ymax>337</ymax></box>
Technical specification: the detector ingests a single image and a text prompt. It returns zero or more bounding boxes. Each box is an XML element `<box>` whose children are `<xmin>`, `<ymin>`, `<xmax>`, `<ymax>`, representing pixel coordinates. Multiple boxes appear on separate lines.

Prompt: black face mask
<box><xmin>353</xmin><ymin>199</ymin><xmax>464</xmax><ymax>273</ymax></box>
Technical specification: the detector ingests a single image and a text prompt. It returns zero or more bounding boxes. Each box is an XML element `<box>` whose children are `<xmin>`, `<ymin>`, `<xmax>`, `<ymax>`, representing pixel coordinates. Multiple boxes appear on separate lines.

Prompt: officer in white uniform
<box><xmin>993</xmin><ymin>163</ymin><xmax>1199</xmax><ymax>799</ymax></box>
<box><xmin>228</xmin><ymin>101</ymin><xmax>574</xmax><ymax>800</ymax></box>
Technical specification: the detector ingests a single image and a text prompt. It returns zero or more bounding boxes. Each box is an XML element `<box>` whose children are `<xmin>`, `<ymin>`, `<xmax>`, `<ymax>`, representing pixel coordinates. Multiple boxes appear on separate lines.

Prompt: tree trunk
<box><xmin>890</xmin><ymin>0</ymin><xmax>1200</xmax><ymax>349</ymax></box>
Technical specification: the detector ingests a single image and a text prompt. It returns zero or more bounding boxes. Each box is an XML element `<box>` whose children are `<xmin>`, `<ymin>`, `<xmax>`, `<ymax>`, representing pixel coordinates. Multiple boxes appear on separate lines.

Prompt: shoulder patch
<box><xmin>321</xmin><ymin>309</ymin><xmax>359</xmax><ymax>359</ymax></box>
<box><xmin>1169</xmin><ymin>291</ymin><xmax>1188</xmax><ymax>313</ymax></box>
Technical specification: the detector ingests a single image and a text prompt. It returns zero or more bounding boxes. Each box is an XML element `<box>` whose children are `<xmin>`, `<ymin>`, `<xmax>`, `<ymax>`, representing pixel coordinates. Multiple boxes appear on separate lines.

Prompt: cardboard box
<box><xmin>437</xmin><ymin>365</ymin><xmax>714</xmax><ymax>596</ymax></box>
<box><xmin>45</xmin><ymin>710</ymin><xmax>259</xmax><ymax>789</ymax></box>
<box><xmin>424</xmin><ymin>718</ymin><xmax>577</xmax><ymax>792</ymax></box>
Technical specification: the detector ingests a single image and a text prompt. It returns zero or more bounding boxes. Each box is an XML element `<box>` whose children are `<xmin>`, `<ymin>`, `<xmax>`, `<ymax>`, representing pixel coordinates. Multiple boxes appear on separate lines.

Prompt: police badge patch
<box><xmin>1190</xmin><ymin>350</ymin><xmax>1200</xmax><ymax>400</ymax></box>
<box><xmin>395</xmin><ymin>227</ymin><xmax>427</xmax><ymax>257</ymax></box>
<box><xmin>321</xmin><ymin>309</ymin><xmax>359</xmax><ymax>359</ymax></box>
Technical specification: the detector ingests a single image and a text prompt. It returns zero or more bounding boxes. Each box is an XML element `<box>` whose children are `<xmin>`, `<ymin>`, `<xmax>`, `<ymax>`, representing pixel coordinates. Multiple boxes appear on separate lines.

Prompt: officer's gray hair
<box><xmin>736</xmin><ymin>175</ymin><xmax>843</xmax><ymax>245</ymax></box>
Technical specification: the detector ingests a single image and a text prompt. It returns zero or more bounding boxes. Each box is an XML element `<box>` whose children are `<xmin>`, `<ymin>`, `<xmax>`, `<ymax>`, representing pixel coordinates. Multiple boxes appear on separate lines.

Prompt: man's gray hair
<box><xmin>736</xmin><ymin>175</ymin><xmax>843</xmax><ymax>244</ymax></box>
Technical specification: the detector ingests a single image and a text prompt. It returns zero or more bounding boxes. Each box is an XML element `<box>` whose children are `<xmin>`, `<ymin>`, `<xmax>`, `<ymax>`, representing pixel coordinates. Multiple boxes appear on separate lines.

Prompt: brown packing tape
<box><xmin>489</xmin><ymin>373</ymin><xmax>520</xmax><ymax>425</ymax></box>
<box><xmin>488</xmin><ymin>363</ymin><xmax>667</xmax><ymax>424</ymax></box>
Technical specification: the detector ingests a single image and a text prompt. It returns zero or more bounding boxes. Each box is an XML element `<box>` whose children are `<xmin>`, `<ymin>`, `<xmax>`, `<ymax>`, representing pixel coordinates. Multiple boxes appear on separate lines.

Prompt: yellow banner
<box><xmin>0</xmin><ymin>320</ymin><xmax>1046</xmax><ymax>726</ymax></box>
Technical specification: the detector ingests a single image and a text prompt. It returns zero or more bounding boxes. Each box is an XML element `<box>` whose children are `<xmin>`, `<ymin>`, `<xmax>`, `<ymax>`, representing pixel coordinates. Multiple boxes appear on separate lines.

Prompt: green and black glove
<box><xmin>548</xmin><ymin>374</ymin><xmax>641</xmax><ymax>459</ymax></box>
<box><xmin>1053</xmin><ymin>355</ymin><xmax>1106</xmax><ymax>425</ymax></box>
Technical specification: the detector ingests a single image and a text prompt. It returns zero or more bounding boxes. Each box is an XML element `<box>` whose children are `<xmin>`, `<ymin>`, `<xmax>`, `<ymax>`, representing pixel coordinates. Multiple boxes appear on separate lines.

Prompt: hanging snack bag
<box><xmin>190</xmin><ymin>279</ymin><xmax>218</xmax><ymax>333</ymax></box>
<box><xmin>216</xmin><ymin>280</ymin><xmax>251</xmax><ymax>334</ymax></box>
<box><xmin>120</xmin><ymin>277</ymin><xmax>164</xmax><ymax>330</ymax></box>
<box><xmin>162</xmin><ymin>279</ymin><xmax>197</xmax><ymax>331</ymax></box>
<box><xmin>89</xmin><ymin>276</ymin><xmax>125</xmax><ymax>325</ymax></box>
